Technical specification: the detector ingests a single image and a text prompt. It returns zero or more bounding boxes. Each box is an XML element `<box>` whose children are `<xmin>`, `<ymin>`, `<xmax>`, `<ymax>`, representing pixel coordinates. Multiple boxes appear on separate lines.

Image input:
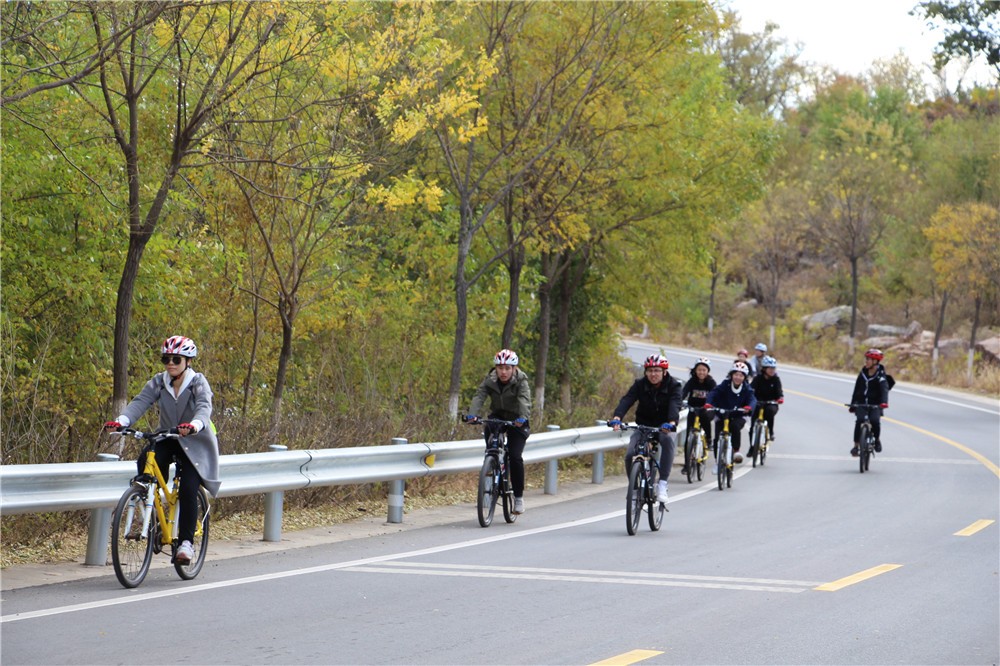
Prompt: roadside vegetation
<box><xmin>2</xmin><ymin>1</ymin><xmax>996</xmax><ymax>565</ymax></box>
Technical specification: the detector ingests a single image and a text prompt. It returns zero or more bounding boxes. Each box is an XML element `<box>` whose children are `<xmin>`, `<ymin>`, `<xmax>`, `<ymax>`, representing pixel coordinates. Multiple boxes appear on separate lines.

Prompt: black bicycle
<box><xmin>608</xmin><ymin>422</ymin><xmax>666</xmax><ymax>535</ymax></box>
<box><xmin>846</xmin><ymin>404</ymin><xmax>877</xmax><ymax>473</ymax></box>
<box><xmin>750</xmin><ymin>400</ymin><xmax>780</xmax><ymax>468</ymax></box>
<box><xmin>465</xmin><ymin>417</ymin><xmax>518</xmax><ymax>527</ymax></box>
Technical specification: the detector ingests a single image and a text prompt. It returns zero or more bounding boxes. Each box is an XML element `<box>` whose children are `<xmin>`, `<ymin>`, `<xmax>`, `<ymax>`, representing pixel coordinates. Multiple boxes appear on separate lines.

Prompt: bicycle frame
<box><xmin>846</xmin><ymin>404</ymin><xmax>877</xmax><ymax>473</ymax></box>
<box><xmin>710</xmin><ymin>408</ymin><xmax>737</xmax><ymax>490</ymax></box>
<box><xmin>682</xmin><ymin>405</ymin><xmax>709</xmax><ymax>483</ymax></box>
<box><xmin>470</xmin><ymin>418</ymin><xmax>517</xmax><ymax>526</ymax></box>
<box><xmin>131</xmin><ymin>447</ymin><xmax>180</xmax><ymax>550</ymax></box>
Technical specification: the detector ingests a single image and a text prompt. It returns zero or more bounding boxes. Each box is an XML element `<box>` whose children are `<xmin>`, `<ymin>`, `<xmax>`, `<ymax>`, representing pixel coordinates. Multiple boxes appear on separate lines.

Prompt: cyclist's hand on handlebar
<box><xmin>608</xmin><ymin>418</ymin><xmax>622</xmax><ymax>431</ymax></box>
<box><xmin>880</xmin><ymin>403</ymin><xmax>888</xmax><ymax>409</ymax></box>
<box><xmin>660</xmin><ymin>422</ymin><xmax>676</xmax><ymax>432</ymax></box>
<box><xmin>463</xmin><ymin>414</ymin><xmax>481</xmax><ymax>424</ymax></box>
<box><xmin>742</xmin><ymin>405</ymin><xmax>752</xmax><ymax>412</ymax></box>
<box><xmin>777</xmin><ymin>398</ymin><xmax>784</xmax><ymax>404</ymax></box>
<box><xmin>514</xmin><ymin>416</ymin><xmax>527</xmax><ymax>427</ymax></box>
<box><xmin>178</xmin><ymin>422</ymin><xmax>198</xmax><ymax>436</ymax></box>
<box><xmin>703</xmin><ymin>404</ymin><xmax>713</xmax><ymax>411</ymax></box>
<box><xmin>104</xmin><ymin>421</ymin><xmax>122</xmax><ymax>431</ymax></box>
<box><xmin>848</xmin><ymin>406</ymin><xmax>856</xmax><ymax>413</ymax></box>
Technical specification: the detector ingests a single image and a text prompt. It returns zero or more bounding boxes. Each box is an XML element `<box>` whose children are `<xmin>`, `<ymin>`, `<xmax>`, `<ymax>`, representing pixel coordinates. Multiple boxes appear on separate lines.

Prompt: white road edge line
<box><xmin>1</xmin><ymin>467</ymin><xmax>752</xmax><ymax>624</ymax></box>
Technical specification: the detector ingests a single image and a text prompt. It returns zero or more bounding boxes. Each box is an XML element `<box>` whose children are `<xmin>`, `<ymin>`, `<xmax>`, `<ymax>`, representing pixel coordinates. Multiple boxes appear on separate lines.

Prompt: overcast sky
<box><xmin>720</xmin><ymin>0</ymin><xmax>995</xmax><ymax>91</ymax></box>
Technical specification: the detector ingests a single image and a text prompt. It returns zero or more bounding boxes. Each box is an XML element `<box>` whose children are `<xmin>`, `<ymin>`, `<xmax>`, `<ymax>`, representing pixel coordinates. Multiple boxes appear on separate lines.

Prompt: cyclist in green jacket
<box><xmin>465</xmin><ymin>349</ymin><xmax>532</xmax><ymax>514</ymax></box>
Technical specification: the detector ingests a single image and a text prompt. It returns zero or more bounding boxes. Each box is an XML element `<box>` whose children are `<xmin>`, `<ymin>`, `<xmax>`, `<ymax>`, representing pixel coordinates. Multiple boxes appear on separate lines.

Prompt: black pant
<box><xmin>715</xmin><ymin>414</ymin><xmax>747</xmax><ymax>451</ymax></box>
<box><xmin>136</xmin><ymin>440</ymin><xmax>201</xmax><ymax>544</ymax></box>
<box><xmin>484</xmin><ymin>420</ymin><xmax>528</xmax><ymax>498</ymax></box>
<box><xmin>853</xmin><ymin>405</ymin><xmax>882</xmax><ymax>444</ymax></box>
<box><xmin>625</xmin><ymin>429</ymin><xmax>675</xmax><ymax>481</ymax></box>
<box><xmin>760</xmin><ymin>403</ymin><xmax>779</xmax><ymax>437</ymax></box>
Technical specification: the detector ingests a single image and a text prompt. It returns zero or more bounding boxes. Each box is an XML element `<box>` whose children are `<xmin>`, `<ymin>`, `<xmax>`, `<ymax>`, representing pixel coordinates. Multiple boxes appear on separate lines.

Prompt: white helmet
<box><xmin>730</xmin><ymin>361</ymin><xmax>750</xmax><ymax>376</ymax></box>
<box><xmin>755</xmin><ymin>343</ymin><xmax>768</xmax><ymax>352</ymax></box>
<box><xmin>693</xmin><ymin>357</ymin><xmax>711</xmax><ymax>371</ymax></box>
<box><xmin>761</xmin><ymin>356</ymin><xmax>777</xmax><ymax>368</ymax></box>
<box><xmin>162</xmin><ymin>335</ymin><xmax>197</xmax><ymax>358</ymax></box>
<box><xmin>494</xmin><ymin>348</ymin><xmax>519</xmax><ymax>366</ymax></box>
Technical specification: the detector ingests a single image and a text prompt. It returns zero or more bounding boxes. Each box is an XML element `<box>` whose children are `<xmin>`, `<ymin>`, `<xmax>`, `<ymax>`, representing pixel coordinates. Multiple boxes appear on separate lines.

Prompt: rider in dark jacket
<box><xmin>750</xmin><ymin>356</ymin><xmax>784</xmax><ymax>442</ymax></box>
<box><xmin>705</xmin><ymin>361</ymin><xmax>757</xmax><ymax>463</ymax></box>
<box><xmin>681</xmin><ymin>356</ymin><xmax>716</xmax><ymax>472</ymax></box>
<box><xmin>849</xmin><ymin>348</ymin><xmax>892</xmax><ymax>456</ymax></box>
<box><xmin>609</xmin><ymin>354</ymin><xmax>683</xmax><ymax>504</ymax></box>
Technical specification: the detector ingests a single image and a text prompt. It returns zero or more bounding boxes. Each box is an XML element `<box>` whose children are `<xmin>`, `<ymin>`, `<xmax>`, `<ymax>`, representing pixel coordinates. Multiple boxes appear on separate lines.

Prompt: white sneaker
<box><xmin>656</xmin><ymin>480</ymin><xmax>668</xmax><ymax>503</ymax></box>
<box><xmin>175</xmin><ymin>540</ymin><xmax>194</xmax><ymax>564</ymax></box>
<box><xmin>513</xmin><ymin>497</ymin><xmax>524</xmax><ymax>514</ymax></box>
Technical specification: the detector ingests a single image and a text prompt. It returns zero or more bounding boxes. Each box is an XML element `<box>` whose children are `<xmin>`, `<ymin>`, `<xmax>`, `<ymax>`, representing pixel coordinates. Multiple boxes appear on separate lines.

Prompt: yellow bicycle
<box><xmin>109</xmin><ymin>428</ymin><xmax>211</xmax><ymax>589</ymax></box>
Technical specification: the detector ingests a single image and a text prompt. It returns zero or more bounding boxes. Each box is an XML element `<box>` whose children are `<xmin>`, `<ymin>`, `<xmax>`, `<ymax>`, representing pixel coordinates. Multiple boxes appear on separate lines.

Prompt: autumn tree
<box><xmin>1</xmin><ymin>1</ymin><xmax>304</xmax><ymax>413</ymax></box>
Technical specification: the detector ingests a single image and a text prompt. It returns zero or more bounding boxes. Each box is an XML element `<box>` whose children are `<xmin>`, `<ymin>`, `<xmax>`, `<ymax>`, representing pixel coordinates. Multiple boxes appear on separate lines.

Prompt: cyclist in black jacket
<box><xmin>750</xmin><ymin>355</ymin><xmax>784</xmax><ymax>446</ymax></box>
<box><xmin>681</xmin><ymin>357</ymin><xmax>716</xmax><ymax>474</ymax></box>
<box><xmin>849</xmin><ymin>348</ymin><xmax>891</xmax><ymax>456</ymax></box>
<box><xmin>608</xmin><ymin>354</ymin><xmax>683</xmax><ymax>504</ymax></box>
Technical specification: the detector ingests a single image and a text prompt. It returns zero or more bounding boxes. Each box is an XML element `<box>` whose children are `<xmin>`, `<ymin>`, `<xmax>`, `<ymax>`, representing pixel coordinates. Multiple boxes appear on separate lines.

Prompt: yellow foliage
<box><xmin>924</xmin><ymin>202</ymin><xmax>1000</xmax><ymax>292</ymax></box>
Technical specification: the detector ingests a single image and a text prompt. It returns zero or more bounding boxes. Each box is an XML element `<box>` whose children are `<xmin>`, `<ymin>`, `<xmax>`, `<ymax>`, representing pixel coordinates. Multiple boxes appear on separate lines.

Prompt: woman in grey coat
<box><xmin>105</xmin><ymin>335</ymin><xmax>220</xmax><ymax>564</ymax></box>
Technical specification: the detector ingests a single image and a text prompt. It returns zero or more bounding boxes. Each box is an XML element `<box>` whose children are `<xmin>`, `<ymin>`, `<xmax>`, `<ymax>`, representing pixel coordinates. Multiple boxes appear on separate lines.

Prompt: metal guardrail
<box><xmin>0</xmin><ymin>417</ymin><xmax>688</xmax><ymax>565</ymax></box>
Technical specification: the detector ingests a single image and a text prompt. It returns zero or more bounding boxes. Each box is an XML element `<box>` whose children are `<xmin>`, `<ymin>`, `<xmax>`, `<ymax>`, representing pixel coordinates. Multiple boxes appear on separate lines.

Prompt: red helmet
<box><xmin>736</xmin><ymin>348</ymin><xmax>749</xmax><ymax>357</ymax></box>
<box><xmin>865</xmin><ymin>348</ymin><xmax>884</xmax><ymax>361</ymax></box>
<box><xmin>643</xmin><ymin>354</ymin><xmax>669</xmax><ymax>370</ymax></box>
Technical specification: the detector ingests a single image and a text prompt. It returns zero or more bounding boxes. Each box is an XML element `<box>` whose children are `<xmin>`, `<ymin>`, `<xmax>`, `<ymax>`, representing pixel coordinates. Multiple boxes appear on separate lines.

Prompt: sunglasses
<box><xmin>161</xmin><ymin>355</ymin><xmax>185</xmax><ymax>365</ymax></box>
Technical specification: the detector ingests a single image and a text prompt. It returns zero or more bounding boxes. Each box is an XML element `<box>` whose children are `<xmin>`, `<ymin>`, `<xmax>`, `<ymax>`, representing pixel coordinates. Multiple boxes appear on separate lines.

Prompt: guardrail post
<box><xmin>85</xmin><ymin>453</ymin><xmax>121</xmax><ymax>566</ymax></box>
<box><xmin>544</xmin><ymin>426</ymin><xmax>560</xmax><ymax>495</ymax></box>
<box><xmin>592</xmin><ymin>420</ymin><xmax>606</xmax><ymax>484</ymax></box>
<box><xmin>263</xmin><ymin>445</ymin><xmax>287</xmax><ymax>542</ymax></box>
<box><xmin>387</xmin><ymin>437</ymin><xmax>407</xmax><ymax>523</ymax></box>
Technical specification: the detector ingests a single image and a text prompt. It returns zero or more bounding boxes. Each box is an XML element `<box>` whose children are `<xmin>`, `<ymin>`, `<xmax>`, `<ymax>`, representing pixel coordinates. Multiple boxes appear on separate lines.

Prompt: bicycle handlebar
<box><xmin>602</xmin><ymin>421</ymin><xmax>662</xmax><ymax>433</ymax></box>
<box><xmin>462</xmin><ymin>417</ymin><xmax>517</xmax><ymax>427</ymax></box>
<box><xmin>108</xmin><ymin>428</ymin><xmax>180</xmax><ymax>456</ymax></box>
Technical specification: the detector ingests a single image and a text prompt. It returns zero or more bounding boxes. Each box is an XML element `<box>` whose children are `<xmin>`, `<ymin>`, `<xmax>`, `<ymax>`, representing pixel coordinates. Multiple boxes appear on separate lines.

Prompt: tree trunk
<box><xmin>502</xmin><ymin>245</ymin><xmax>524</xmax><ymax>348</ymax></box>
<box><xmin>270</xmin><ymin>301</ymin><xmax>294</xmax><ymax>431</ymax></box>
<box><xmin>849</xmin><ymin>255</ymin><xmax>859</xmax><ymax>339</ymax></box>
<box><xmin>967</xmin><ymin>295</ymin><xmax>981</xmax><ymax>384</ymax></box>
<box><xmin>708</xmin><ymin>259</ymin><xmax>718</xmax><ymax>336</ymax></box>
<box><xmin>557</xmin><ymin>265</ymin><xmax>572</xmax><ymax>413</ymax></box>
<box><xmin>932</xmin><ymin>290</ymin><xmax>949</xmax><ymax>379</ymax></box>
<box><xmin>448</xmin><ymin>205</ymin><xmax>475</xmax><ymax>419</ymax></box>
<box><xmin>242</xmin><ymin>294</ymin><xmax>261</xmax><ymax>415</ymax></box>
<box><xmin>533</xmin><ymin>253</ymin><xmax>554</xmax><ymax>420</ymax></box>
<box><xmin>111</xmin><ymin>239</ymin><xmax>149</xmax><ymax>414</ymax></box>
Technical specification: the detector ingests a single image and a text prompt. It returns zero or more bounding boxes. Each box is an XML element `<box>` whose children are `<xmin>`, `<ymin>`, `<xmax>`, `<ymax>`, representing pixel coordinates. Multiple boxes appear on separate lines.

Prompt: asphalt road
<box><xmin>2</xmin><ymin>345</ymin><xmax>997</xmax><ymax>665</ymax></box>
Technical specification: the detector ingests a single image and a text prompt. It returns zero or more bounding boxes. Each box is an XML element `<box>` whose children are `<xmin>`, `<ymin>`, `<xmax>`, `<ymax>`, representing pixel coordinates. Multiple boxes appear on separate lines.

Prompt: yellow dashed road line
<box><xmin>784</xmin><ymin>389</ymin><xmax>999</xmax><ymax>478</ymax></box>
<box><xmin>815</xmin><ymin>564</ymin><xmax>903</xmax><ymax>592</ymax></box>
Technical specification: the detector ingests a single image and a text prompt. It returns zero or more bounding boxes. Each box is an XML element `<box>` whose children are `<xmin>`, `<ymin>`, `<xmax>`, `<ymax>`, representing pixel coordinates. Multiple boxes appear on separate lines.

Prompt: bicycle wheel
<box><xmin>859</xmin><ymin>422</ymin><xmax>871</xmax><ymax>474</ymax></box>
<box><xmin>647</xmin><ymin>466</ymin><xmax>664</xmax><ymax>532</ymax></box>
<box><xmin>111</xmin><ymin>485</ymin><xmax>155</xmax><ymax>589</ymax></box>
<box><xmin>695</xmin><ymin>432</ymin><xmax>705</xmax><ymax>481</ymax></box>
<box><xmin>502</xmin><ymin>458</ymin><xmax>517</xmax><ymax>524</ymax></box>
<box><xmin>751</xmin><ymin>422</ymin><xmax>763</xmax><ymax>468</ymax></box>
<box><xmin>626</xmin><ymin>461</ymin><xmax>643</xmax><ymax>535</ymax></box>
<box><xmin>717</xmin><ymin>438</ymin><xmax>728</xmax><ymax>491</ymax></box>
<box><xmin>477</xmin><ymin>456</ymin><xmax>500</xmax><ymax>527</ymax></box>
<box><xmin>759</xmin><ymin>429</ymin><xmax>768</xmax><ymax>466</ymax></box>
<box><xmin>684</xmin><ymin>432</ymin><xmax>695</xmax><ymax>483</ymax></box>
<box><xmin>175</xmin><ymin>488</ymin><xmax>211</xmax><ymax>580</ymax></box>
